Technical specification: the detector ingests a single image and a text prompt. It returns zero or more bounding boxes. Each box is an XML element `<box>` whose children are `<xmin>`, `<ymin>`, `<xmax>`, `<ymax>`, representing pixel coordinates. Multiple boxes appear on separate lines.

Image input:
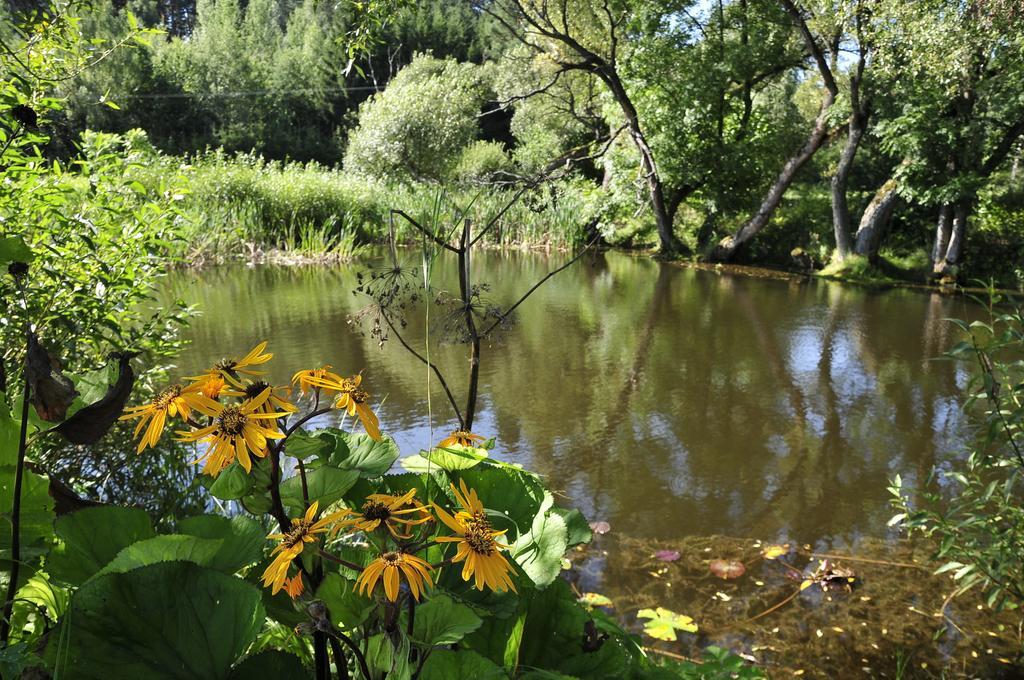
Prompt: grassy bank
<box><xmin>97</xmin><ymin>130</ymin><xmax>1024</xmax><ymax>290</ymax></box>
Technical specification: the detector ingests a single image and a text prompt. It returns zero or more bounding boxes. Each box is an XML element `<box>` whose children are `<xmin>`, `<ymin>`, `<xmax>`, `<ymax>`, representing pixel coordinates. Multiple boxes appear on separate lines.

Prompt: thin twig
<box><xmin>479</xmin><ymin>238</ymin><xmax>598</xmax><ymax>338</ymax></box>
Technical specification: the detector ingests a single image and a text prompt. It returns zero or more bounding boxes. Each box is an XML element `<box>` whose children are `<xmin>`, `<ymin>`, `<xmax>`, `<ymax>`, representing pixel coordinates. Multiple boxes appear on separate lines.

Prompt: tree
<box><xmin>874</xmin><ymin>0</ymin><xmax>1024</xmax><ymax>277</ymax></box>
<box><xmin>344</xmin><ymin>54</ymin><xmax>492</xmax><ymax>182</ymax></box>
<box><xmin>478</xmin><ymin>0</ymin><xmax>690</xmax><ymax>255</ymax></box>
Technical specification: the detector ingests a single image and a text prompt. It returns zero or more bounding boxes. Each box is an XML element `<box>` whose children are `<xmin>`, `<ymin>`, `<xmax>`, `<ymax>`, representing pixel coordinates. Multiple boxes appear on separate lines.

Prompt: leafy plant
<box><xmin>891</xmin><ymin>286</ymin><xmax>1024</xmax><ymax>612</ymax></box>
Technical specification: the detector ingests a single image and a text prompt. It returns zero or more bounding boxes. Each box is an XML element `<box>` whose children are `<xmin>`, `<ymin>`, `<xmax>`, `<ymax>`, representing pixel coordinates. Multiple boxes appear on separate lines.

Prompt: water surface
<box><xmin>165</xmin><ymin>251</ymin><xmax>978</xmax><ymax>545</ymax></box>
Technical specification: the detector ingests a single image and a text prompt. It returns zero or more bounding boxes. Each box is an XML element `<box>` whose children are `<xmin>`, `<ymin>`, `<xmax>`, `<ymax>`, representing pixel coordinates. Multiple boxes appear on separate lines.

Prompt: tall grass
<box><xmin>123</xmin><ymin>139</ymin><xmax>598</xmax><ymax>262</ymax></box>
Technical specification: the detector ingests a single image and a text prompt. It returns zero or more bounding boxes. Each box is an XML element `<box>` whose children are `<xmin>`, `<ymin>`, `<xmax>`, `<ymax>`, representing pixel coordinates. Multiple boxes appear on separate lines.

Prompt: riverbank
<box><xmin>101</xmin><ymin>130</ymin><xmax>1023</xmax><ymax>291</ymax></box>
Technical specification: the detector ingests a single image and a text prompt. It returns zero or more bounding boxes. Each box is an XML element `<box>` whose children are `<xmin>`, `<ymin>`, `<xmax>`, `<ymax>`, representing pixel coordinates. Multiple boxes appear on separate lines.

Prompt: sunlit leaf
<box><xmin>636</xmin><ymin>607</ymin><xmax>698</xmax><ymax>641</ymax></box>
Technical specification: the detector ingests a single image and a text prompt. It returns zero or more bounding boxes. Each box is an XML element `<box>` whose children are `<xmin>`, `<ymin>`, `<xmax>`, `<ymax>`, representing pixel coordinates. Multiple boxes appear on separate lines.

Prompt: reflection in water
<box><xmin>164</xmin><ymin>250</ymin><xmax>980</xmax><ymax>555</ymax></box>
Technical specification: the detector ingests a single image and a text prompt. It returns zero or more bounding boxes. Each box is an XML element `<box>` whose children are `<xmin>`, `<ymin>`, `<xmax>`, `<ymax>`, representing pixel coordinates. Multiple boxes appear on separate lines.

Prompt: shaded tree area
<box><xmin>18</xmin><ymin>0</ymin><xmax>1024</xmax><ymax>284</ymax></box>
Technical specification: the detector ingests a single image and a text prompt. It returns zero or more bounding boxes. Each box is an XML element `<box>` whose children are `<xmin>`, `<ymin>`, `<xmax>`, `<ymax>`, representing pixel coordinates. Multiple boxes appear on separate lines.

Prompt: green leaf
<box><xmin>95</xmin><ymin>535</ymin><xmax>224</xmax><ymax>577</ymax></box>
<box><xmin>511</xmin><ymin>494</ymin><xmax>568</xmax><ymax>588</ymax></box>
<box><xmin>0</xmin><ymin>464</ymin><xmax>54</xmax><ymax>571</ymax></box>
<box><xmin>0</xmin><ymin>235</ymin><xmax>33</xmax><ymax>266</ymax></box>
<box><xmin>280</xmin><ymin>464</ymin><xmax>359</xmax><ymax>512</ymax></box>
<box><xmin>417</xmin><ymin>649</ymin><xmax>504</xmax><ymax>680</ymax></box>
<box><xmin>554</xmin><ymin>508</ymin><xmax>591</xmax><ymax>548</ymax></box>
<box><xmin>636</xmin><ymin>607</ymin><xmax>698</xmax><ymax>641</ymax></box>
<box><xmin>316</xmin><ymin>572</ymin><xmax>375</xmax><ymax>630</ymax></box>
<box><xmin>0</xmin><ymin>394</ymin><xmax>19</xmax><ymax>467</ymax></box>
<box><xmin>48</xmin><ymin>562</ymin><xmax>265</xmax><ymax>679</ymax></box>
<box><xmin>17</xmin><ymin>572</ymin><xmax>68</xmax><ymax>621</ymax></box>
<box><xmin>177</xmin><ymin>514</ymin><xmax>267</xmax><ymax>574</ymax></box>
<box><xmin>48</xmin><ymin>506</ymin><xmax>154</xmax><ymax>585</ymax></box>
<box><xmin>401</xmin><ymin>446</ymin><xmax>489</xmax><ymax>473</ymax></box>
<box><xmin>228</xmin><ymin>651</ymin><xmax>308</xmax><ymax>680</ymax></box>
<box><xmin>209</xmin><ymin>463</ymin><xmax>254</xmax><ymax>501</ymax></box>
<box><xmin>326</xmin><ymin>429</ymin><xmax>400</xmax><ymax>476</ymax></box>
<box><xmin>284</xmin><ymin>430</ymin><xmax>330</xmax><ymax>461</ymax></box>
<box><xmin>412</xmin><ymin>592</ymin><xmax>483</xmax><ymax>646</ymax></box>
<box><xmin>455</xmin><ymin>465</ymin><xmax>547</xmax><ymax>533</ymax></box>
<box><xmin>366</xmin><ymin>633</ymin><xmax>413</xmax><ymax>680</ymax></box>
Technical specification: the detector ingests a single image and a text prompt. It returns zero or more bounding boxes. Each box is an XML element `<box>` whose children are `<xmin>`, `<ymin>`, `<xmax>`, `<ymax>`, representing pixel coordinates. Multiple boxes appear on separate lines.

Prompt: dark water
<box><xmin>164</xmin><ymin>250</ymin><xmax>1001</xmax><ymax>667</ymax></box>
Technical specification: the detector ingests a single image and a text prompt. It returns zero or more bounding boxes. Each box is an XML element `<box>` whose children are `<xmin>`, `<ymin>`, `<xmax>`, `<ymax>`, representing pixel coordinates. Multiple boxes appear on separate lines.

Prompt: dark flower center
<box><xmin>154</xmin><ymin>385</ymin><xmax>183</xmax><ymax>409</ymax></box>
<box><xmin>283</xmin><ymin>520</ymin><xmax>312</xmax><ymax>548</ymax></box>
<box><xmin>244</xmin><ymin>380</ymin><xmax>270</xmax><ymax>400</ymax></box>
<box><xmin>362</xmin><ymin>501</ymin><xmax>391</xmax><ymax>522</ymax></box>
<box><xmin>465</xmin><ymin>526</ymin><xmax>497</xmax><ymax>555</ymax></box>
<box><xmin>381</xmin><ymin>551</ymin><xmax>404</xmax><ymax>566</ymax></box>
<box><xmin>218</xmin><ymin>406</ymin><xmax>246</xmax><ymax>435</ymax></box>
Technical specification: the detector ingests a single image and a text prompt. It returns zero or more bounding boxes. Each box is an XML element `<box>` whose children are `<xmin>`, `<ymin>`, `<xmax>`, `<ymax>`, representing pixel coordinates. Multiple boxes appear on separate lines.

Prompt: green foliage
<box><xmin>891</xmin><ymin>295</ymin><xmax>1024</xmax><ymax>608</ymax></box>
<box><xmin>49</xmin><ymin>561</ymin><xmax>265</xmax><ymax>679</ymax></box>
<box><xmin>344</xmin><ymin>54</ymin><xmax>493</xmax><ymax>182</ymax></box>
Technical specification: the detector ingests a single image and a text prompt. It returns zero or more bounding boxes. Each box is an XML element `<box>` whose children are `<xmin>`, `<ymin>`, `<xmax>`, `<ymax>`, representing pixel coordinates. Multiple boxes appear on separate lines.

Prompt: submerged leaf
<box><xmin>589</xmin><ymin>521</ymin><xmax>610</xmax><ymax>535</ymax></box>
<box><xmin>709</xmin><ymin>558</ymin><xmax>746</xmax><ymax>580</ymax></box>
<box><xmin>762</xmin><ymin>544</ymin><xmax>790</xmax><ymax>560</ymax></box>
<box><xmin>637</xmin><ymin>607</ymin><xmax>698</xmax><ymax>641</ymax></box>
<box><xmin>655</xmin><ymin>550</ymin><xmax>681</xmax><ymax>562</ymax></box>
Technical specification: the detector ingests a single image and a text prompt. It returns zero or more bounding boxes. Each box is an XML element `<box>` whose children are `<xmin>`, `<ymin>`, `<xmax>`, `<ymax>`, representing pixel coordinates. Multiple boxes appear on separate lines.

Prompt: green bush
<box><xmin>344</xmin><ymin>54</ymin><xmax>493</xmax><ymax>182</ymax></box>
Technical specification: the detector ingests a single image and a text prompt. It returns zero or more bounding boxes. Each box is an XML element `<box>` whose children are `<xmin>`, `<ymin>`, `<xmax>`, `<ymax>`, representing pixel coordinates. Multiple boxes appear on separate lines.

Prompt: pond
<box><xmin>165</xmin><ymin>250</ymin><xmax>1014</xmax><ymax>675</ymax></box>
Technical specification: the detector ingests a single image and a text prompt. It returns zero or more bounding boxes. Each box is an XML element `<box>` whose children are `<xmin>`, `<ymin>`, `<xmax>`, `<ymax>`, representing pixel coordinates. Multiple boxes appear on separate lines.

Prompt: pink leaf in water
<box><xmin>589</xmin><ymin>521</ymin><xmax>611</xmax><ymax>535</ymax></box>
<box><xmin>709</xmin><ymin>559</ymin><xmax>746</xmax><ymax>580</ymax></box>
<box><xmin>655</xmin><ymin>550</ymin><xmax>681</xmax><ymax>562</ymax></box>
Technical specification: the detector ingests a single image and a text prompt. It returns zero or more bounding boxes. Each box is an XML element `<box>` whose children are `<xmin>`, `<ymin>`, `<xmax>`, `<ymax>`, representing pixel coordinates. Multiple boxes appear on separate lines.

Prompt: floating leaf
<box><xmin>655</xmin><ymin>550</ymin><xmax>680</xmax><ymax>562</ymax></box>
<box><xmin>636</xmin><ymin>607</ymin><xmax>698</xmax><ymax>641</ymax></box>
<box><xmin>709</xmin><ymin>559</ymin><xmax>746</xmax><ymax>580</ymax></box>
<box><xmin>578</xmin><ymin>592</ymin><xmax>613</xmax><ymax>608</ymax></box>
<box><xmin>799</xmin><ymin>579</ymin><xmax>813</xmax><ymax>591</ymax></box>
<box><xmin>761</xmin><ymin>544</ymin><xmax>789</xmax><ymax>560</ymax></box>
<box><xmin>588</xmin><ymin>521</ymin><xmax>610</xmax><ymax>535</ymax></box>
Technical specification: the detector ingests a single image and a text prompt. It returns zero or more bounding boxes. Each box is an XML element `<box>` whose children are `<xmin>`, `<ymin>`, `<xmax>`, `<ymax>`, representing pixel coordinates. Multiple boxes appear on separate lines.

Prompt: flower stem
<box><xmin>0</xmin><ymin>367</ymin><xmax>31</xmax><ymax>644</ymax></box>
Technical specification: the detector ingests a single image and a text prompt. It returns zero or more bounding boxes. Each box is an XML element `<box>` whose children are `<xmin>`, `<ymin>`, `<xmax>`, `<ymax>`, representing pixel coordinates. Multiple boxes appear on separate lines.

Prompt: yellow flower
<box><xmin>433</xmin><ymin>482</ymin><xmax>517</xmax><ymax>593</ymax></box>
<box><xmin>211</xmin><ymin>341</ymin><xmax>273</xmax><ymax>379</ymax></box>
<box><xmin>261</xmin><ymin>501</ymin><xmax>345</xmax><ymax>594</ymax></box>
<box><xmin>177</xmin><ymin>387</ymin><xmax>289</xmax><ymax>475</ymax></box>
<box><xmin>356</xmin><ymin>551</ymin><xmax>434</xmax><ymax>602</ymax></box>
<box><xmin>332</xmin><ymin>375</ymin><xmax>381</xmax><ymax>441</ymax></box>
<box><xmin>197</xmin><ymin>374</ymin><xmax>227</xmax><ymax>399</ymax></box>
<box><xmin>225</xmin><ymin>378</ymin><xmax>297</xmax><ymax>416</ymax></box>
<box><xmin>291</xmin><ymin>365</ymin><xmax>343</xmax><ymax>394</ymax></box>
<box><xmin>437</xmin><ymin>430</ymin><xmax>486</xmax><ymax>449</ymax></box>
<box><xmin>334</xmin><ymin>489</ymin><xmax>433</xmax><ymax>540</ymax></box>
<box><xmin>284</xmin><ymin>574</ymin><xmax>305</xmax><ymax>599</ymax></box>
<box><xmin>119</xmin><ymin>383</ymin><xmax>219</xmax><ymax>453</ymax></box>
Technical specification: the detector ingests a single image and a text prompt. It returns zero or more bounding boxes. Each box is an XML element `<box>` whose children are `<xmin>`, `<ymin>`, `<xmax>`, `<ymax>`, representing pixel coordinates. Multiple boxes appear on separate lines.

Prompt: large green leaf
<box><xmin>511</xmin><ymin>493</ymin><xmax>568</xmax><ymax>587</ymax></box>
<box><xmin>0</xmin><ymin>235</ymin><xmax>34</xmax><ymax>266</ymax></box>
<box><xmin>401</xmin><ymin>446</ymin><xmax>489</xmax><ymax>473</ymax></box>
<box><xmin>280</xmin><ymin>464</ymin><xmax>359</xmax><ymax>512</ymax></box>
<box><xmin>208</xmin><ymin>463</ymin><xmax>253</xmax><ymax>501</ymax></box>
<box><xmin>178</xmin><ymin>514</ymin><xmax>266</xmax><ymax>574</ymax></box>
<box><xmin>411</xmin><ymin>592</ymin><xmax>483</xmax><ymax>646</ymax></box>
<box><xmin>0</xmin><ymin>464</ymin><xmax>54</xmax><ymax>569</ymax></box>
<box><xmin>316</xmin><ymin>572</ymin><xmax>375</xmax><ymax>630</ymax></box>
<box><xmin>48</xmin><ymin>561</ymin><xmax>264</xmax><ymax>680</ymax></box>
<box><xmin>325</xmin><ymin>429</ymin><xmax>400</xmax><ymax>477</ymax></box>
<box><xmin>95</xmin><ymin>535</ymin><xmax>224</xmax><ymax>577</ymax></box>
<box><xmin>227</xmin><ymin>651</ymin><xmax>308</xmax><ymax>680</ymax></box>
<box><xmin>417</xmin><ymin>649</ymin><xmax>505</xmax><ymax>680</ymax></box>
<box><xmin>454</xmin><ymin>465</ymin><xmax>547</xmax><ymax>534</ymax></box>
<box><xmin>0</xmin><ymin>394</ymin><xmax>20</xmax><ymax>467</ymax></box>
<box><xmin>47</xmin><ymin>506</ymin><xmax>154</xmax><ymax>585</ymax></box>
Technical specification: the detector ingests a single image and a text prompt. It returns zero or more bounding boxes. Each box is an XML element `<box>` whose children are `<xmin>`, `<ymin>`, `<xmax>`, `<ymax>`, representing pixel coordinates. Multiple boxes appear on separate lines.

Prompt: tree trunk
<box><xmin>599</xmin><ymin>67</ymin><xmax>686</xmax><ymax>257</ymax></box>
<box><xmin>853</xmin><ymin>178</ymin><xmax>899</xmax><ymax>262</ymax></box>
<box><xmin>831</xmin><ymin>113</ymin><xmax>867</xmax><ymax>259</ymax></box>
<box><xmin>935</xmin><ymin>201</ymin><xmax>971</xmax><ymax>274</ymax></box>
<box><xmin>711</xmin><ymin>0</ymin><xmax>838</xmax><ymax>262</ymax></box>
<box><xmin>711</xmin><ymin>92</ymin><xmax>836</xmax><ymax>261</ymax></box>
<box><xmin>930</xmin><ymin>203</ymin><xmax>954</xmax><ymax>273</ymax></box>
